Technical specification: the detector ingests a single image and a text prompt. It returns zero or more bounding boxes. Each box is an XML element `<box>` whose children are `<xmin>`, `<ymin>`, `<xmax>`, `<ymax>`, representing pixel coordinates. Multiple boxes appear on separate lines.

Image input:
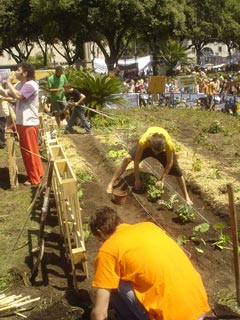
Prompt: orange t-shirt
<box><xmin>92</xmin><ymin>222</ymin><xmax>210</xmax><ymax>320</ymax></box>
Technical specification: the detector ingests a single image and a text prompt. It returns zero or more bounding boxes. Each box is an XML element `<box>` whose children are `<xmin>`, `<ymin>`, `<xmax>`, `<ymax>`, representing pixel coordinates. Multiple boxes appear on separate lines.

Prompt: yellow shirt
<box><xmin>138</xmin><ymin>127</ymin><xmax>175</xmax><ymax>153</ymax></box>
<box><xmin>92</xmin><ymin>222</ymin><xmax>210</xmax><ymax>320</ymax></box>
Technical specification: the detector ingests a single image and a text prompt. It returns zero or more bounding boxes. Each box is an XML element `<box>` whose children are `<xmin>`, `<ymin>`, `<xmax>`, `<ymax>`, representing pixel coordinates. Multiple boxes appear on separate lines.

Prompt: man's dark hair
<box><xmin>55</xmin><ymin>65</ymin><xmax>63</xmax><ymax>72</ymax></box>
<box><xmin>64</xmin><ymin>83</ymin><xmax>72</xmax><ymax>89</ymax></box>
<box><xmin>90</xmin><ymin>206</ymin><xmax>121</xmax><ymax>237</ymax></box>
<box><xmin>149</xmin><ymin>134</ymin><xmax>166</xmax><ymax>152</ymax></box>
<box><xmin>17</xmin><ymin>62</ymin><xmax>35</xmax><ymax>80</ymax></box>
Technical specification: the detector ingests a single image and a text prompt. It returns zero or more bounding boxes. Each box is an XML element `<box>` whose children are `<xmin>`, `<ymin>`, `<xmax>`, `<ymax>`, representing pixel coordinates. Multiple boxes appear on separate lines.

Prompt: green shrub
<box><xmin>176</xmin><ymin>204</ymin><xmax>195</xmax><ymax>223</ymax></box>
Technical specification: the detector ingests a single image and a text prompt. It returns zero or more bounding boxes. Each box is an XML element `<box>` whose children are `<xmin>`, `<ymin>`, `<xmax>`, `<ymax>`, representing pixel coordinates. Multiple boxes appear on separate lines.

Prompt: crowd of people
<box><xmin>124</xmin><ymin>69</ymin><xmax>240</xmax><ymax>113</ymax></box>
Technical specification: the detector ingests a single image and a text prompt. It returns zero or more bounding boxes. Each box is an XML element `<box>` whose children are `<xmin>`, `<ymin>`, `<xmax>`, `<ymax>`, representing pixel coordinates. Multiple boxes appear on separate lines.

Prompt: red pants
<box><xmin>17</xmin><ymin>125</ymin><xmax>44</xmax><ymax>185</ymax></box>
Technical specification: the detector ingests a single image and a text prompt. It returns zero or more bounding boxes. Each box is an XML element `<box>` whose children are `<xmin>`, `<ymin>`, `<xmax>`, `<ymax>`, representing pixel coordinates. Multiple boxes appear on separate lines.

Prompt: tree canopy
<box><xmin>0</xmin><ymin>0</ymin><xmax>239</xmax><ymax>74</ymax></box>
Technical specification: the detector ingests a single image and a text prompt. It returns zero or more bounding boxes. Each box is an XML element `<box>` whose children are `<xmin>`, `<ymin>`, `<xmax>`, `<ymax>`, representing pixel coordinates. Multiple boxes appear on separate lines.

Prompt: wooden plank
<box><xmin>5</xmin><ymin>130</ymin><xmax>18</xmax><ymax>188</ymax></box>
<box><xmin>72</xmin><ymin>248</ymin><xmax>85</xmax><ymax>265</ymax></box>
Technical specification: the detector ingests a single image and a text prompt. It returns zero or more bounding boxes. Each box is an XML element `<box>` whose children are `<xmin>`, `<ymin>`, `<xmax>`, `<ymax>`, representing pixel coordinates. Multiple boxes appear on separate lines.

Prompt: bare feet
<box><xmin>186</xmin><ymin>198</ymin><xmax>193</xmax><ymax>206</ymax></box>
<box><xmin>106</xmin><ymin>184</ymin><xmax>113</xmax><ymax>194</ymax></box>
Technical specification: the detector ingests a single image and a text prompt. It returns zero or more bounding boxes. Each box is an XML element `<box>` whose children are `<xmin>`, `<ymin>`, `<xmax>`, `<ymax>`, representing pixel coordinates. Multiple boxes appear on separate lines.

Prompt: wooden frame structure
<box><xmin>6</xmin><ymin>113</ymin><xmax>88</xmax><ymax>288</ymax></box>
<box><xmin>42</xmin><ymin>115</ymin><xmax>89</xmax><ymax>288</ymax></box>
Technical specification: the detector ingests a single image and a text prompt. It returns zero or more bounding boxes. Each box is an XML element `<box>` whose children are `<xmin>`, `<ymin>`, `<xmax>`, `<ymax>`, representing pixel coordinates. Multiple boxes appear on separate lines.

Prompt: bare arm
<box><xmin>6</xmin><ymin>75</ymin><xmax>24</xmax><ymax>100</ymax></box>
<box><xmin>91</xmin><ymin>288</ymin><xmax>111</xmax><ymax>320</ymax></box>
<box><xmin>75</xmin><ymin>93</ymin><xmax>86</xmax><ymax>106</ymax></box>
<box><xmin>47</xmin><ymin>87</ymin><xmax>64</xmax><ymax>93</ymax></box>
<box><xmin>160</xmin><ymin>151</ymin><xmax>173</xmax><ymax>184</ymax></box>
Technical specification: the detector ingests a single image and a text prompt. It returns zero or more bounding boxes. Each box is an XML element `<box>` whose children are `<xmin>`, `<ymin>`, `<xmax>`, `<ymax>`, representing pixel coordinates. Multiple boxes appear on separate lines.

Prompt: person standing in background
<box><xmin>0</xmin><ymin>62</ymin><xmax>44</xmax><ymax>185</ymax></box>
<box><xmin>47</xmin><ymin>66</ymin><xmax>69</xmax><ymax>127</ymax></box>
<box><xmin>63</xmin><ymin>83</ymin><xmax>91</xmax><ymax>134</ymax></box>
<box><xmin>0</xmin><ymin>81</ymin><xmax>15</xmax><ymax>148</ymax></box>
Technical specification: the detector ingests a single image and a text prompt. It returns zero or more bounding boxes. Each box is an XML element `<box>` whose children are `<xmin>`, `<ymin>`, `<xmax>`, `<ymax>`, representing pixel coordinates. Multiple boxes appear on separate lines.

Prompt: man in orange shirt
<box><xmin>90</xmin><ymin>206</ymin><xmax>210</xmax><ymax>320</ymax></box>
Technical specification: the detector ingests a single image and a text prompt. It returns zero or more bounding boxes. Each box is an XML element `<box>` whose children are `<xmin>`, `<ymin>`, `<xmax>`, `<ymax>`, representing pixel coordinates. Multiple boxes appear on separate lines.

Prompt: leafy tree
<box><xmin>30</xmin><ymin>0</ymin><xmax>89</xmax><ymax>66</ymax></box>
<box><xmin>87</xmin><ymin>0</ymin><xmax>142</xmax><ymax>72</ymax></box>
<box><xmin>0</xmin><ymin>0</ymin><xmax>36</xmax><ymax>63</ymax></box>
<box><xmin>138</xmin><ymin>0</ymin><xmax>186</xmax><ymax>75</ymax></box>
<box><xmin>219</xmin><ymin>0</ymin><xmax>240</xmax><ymax>54</ymax></box>
<box><xmin>183</xmin><ymin>0</ymin><xmax>226</xmax><ymax>64</ymax></box>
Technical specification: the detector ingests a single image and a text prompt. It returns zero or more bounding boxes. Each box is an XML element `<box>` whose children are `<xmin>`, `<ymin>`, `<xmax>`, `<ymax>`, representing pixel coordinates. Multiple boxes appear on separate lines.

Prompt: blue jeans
<box><xmin>66</xmin><ymin>105</ymin><xmax>90</xmax><ymax>132</ymax></box>
<box><xmin>109</xmin><ymin>281</ymin><xmax>206</xmax><ymax>320</ymax></box>
<box><xmin>109</xmin><ymin>281</ymin><xmax>150</xmax><ymax>320</ymax></box>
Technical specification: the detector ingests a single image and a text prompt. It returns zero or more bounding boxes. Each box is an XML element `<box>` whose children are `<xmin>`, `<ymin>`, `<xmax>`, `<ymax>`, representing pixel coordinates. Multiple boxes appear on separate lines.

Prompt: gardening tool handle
<box><xmin>29</xmin><ymin>159</ymin><xmax>54</xmax><ymax>281</ymax></box>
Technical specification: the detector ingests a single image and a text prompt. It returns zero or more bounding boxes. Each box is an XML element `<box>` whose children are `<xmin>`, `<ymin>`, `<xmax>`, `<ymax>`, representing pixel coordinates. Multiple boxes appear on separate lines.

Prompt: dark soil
<box><xmin>0</xmin><ymin>124</ymin><xmax>239</xmax><ymax>319</ymax></box>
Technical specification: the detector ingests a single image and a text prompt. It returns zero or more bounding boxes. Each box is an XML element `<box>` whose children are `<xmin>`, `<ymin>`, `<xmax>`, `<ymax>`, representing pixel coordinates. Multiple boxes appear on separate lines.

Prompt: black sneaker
<box><xmin>64</xmin><ymin>128</ymin><xmax>75</xmax><ymax>134</ymax></box>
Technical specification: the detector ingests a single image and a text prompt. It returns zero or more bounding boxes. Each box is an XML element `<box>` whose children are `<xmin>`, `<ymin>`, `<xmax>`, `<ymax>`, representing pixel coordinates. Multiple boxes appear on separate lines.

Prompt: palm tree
<box><xmin>159</xmin><ymin>39</ymin><xmax>193</xmax><ymax>75</ymax></box>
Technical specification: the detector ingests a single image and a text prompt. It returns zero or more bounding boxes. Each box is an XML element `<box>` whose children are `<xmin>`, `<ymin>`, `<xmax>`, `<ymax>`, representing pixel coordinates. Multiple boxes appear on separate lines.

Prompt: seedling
<box><xmin>176</xmin><ymin>204</ymin><xmax>195</xmax><ymax>223</ymax></box>
<box><xmin>192</xmin><ymin>153</ymin><xmax>202</xmax><ymax>172</ymax></box>
<box><xmin>177</xmin><ymin>234</ymin><xmax>189</xmax><ymax>245</ymax></box>
<box><xmin>158</xmin><ymin>194</ymin><xmax>179</xmax><ymax>210</ymax></box>
<box><xmin>147</xmin><ymin>184</ymin><xmax>164</xmax><ymax>202</ymax></box>
<box><xmin>190</xmin><ymin>223</ymin><xmax>210</xmax><ymax>246</ymax></box>
<box><xmin>141</xmin><ymin>173</ymin><xmax>158</xmax><ymax>188</ymax></box>
<box><xmin>108</xmin><ymin>149</ymin><xmax>127</xmax><ymax>160</ymax></box>
<box><xmin>177</xmin><ymin>223</ymin><xmax>210</xmax><ymax>253</ymax></box>
<box><xmin>207</xmin><ymin>120</ymin><xmax>224</xmax><ymax>134</ymax></box>
<box><xmin>211</xmin><ymin>223</ymin><xmax>231</xmax><ymax>250</ymax></box>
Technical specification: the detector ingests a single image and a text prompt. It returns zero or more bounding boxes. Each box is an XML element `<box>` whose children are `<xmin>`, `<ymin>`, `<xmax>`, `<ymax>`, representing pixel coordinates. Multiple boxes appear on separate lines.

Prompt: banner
<box><xmin>177</xmin><ymin>75</ymin><xmax>197</xmax><ymax>88</ymax></box>
<box><xmin>148</xmin><ymin>76</ymin><xmax>166</xmax><ymax>93</ymax></box>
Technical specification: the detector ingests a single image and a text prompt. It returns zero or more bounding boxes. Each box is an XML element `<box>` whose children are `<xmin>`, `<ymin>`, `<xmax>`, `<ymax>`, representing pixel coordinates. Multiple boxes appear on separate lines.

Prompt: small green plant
<box><xmin>211</xmin><ymin>223</ymin><xmax>231</xmax><ymax>250</ymax></box>
<box><xmin>177</xmin><ymin>223</ymin><xmax>210</xmax><ymax>253</ymax></box>
<box><xmin>192</xmin><ymin>158</ymin><xmax>202</xmax><ymax>172</ymax></box>
<box><xmin>147</xmin><ymin>184</ymin><xmax>164</xmax><ymax>202</ymax></box>
<box><xmin>75</xmin><ymin>169</ymin><xmax>93</xmax><ymax>199</ymax></box>
<box><xmin>195</xmin><ymin>133</ymin><xmax>208</xmax><ymax>145</ymax></box>
<box><xmin>83</xmin><ymin>222</ymin><xmax>92</xmax><ymax>242</ymax></box>
<box><xmin>108</xmin><ymin>149</ymin><xmax>127</xmax><ymax>160</ymax></box>
<box><xmin>141</xmin><ymin>173</ymin><xmax>158</xmax><ymax>188</ymax></box>
<box><xmin>158</xmin><ymin>194</ymin><xmax>179</xmax><ymax>210</ymax></box>
<box><xmin>176</xmin><ymin>204</ymin><xmax>195</xmax><ymax>223</ymax></box>
<box><xmin>192</xmin><ymin>154</ymin><xmax>202</xmax><ymax>172</ymax></box>
<box><xmin>75</xmin><ymin>169</ymin><xmax>93</xmax><ymax>184</ymax></box>
<box><xmin>0</xmin><ymin>271</ymin><xmax>21</xmax><ymax>291</ymax></box>
<box><xmin>190</xmin><ymin>223</ymin><xmax>210</xmax><ymax>247</ymax></box>
<box><xmin>207</xmin><ymin>120</ymin><xmax>224</xmax><ymax>134</ymax></box>
<box><xmin>177</xmin><ymin>234</ymin><xmax>188</xmax><ymax>245</ymax></box>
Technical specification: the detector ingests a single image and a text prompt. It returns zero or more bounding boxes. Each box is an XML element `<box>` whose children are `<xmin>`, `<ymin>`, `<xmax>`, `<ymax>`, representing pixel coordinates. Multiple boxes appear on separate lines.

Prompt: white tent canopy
<box><xmin>93</xmin><ymin>55</ymin><xmax>152</xmax><ymax>74</ymax></box>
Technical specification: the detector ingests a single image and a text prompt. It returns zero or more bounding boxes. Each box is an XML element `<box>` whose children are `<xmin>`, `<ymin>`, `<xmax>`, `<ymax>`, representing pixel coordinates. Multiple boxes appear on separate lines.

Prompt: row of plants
<box><xmin>177</xmin><ymin>222</ymin><xmax>231</xmax><ymax>253</ymax></box>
